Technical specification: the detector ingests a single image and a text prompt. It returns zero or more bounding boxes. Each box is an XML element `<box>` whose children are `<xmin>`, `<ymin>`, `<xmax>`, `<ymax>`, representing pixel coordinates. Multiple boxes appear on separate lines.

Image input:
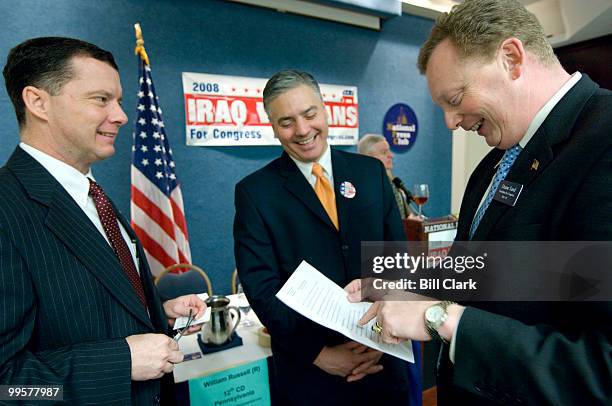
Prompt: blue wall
<box><xmin>0</xmin><ymin>0</ymin><xmax>450</xmax><ymax>294</ymax></box>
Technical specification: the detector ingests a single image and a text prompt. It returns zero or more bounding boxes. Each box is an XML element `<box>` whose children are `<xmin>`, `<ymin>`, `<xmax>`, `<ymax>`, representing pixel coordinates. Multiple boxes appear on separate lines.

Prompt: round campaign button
<box><xmin>340</xmin><ymin>181</ymin><xmax>356</xmax><ymax>199</ymax></box>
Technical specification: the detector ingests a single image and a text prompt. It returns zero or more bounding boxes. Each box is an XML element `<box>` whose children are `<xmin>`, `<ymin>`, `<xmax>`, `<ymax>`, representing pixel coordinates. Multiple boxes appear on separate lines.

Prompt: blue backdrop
<box><xmin>0</xmin><ymin>0</ymin><xmax>450</xmax><ymax>294</ymax></box>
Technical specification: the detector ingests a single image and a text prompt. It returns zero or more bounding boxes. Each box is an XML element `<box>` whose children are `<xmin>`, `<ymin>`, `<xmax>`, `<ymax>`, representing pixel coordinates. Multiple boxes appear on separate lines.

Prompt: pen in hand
<box><xmin>173</xmin><ymin>309</ymin><xmax>194</xmax><ymax>342</ymax></box>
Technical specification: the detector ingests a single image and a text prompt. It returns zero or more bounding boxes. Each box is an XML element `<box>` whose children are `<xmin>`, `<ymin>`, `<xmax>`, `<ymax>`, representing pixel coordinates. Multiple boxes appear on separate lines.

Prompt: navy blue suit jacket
<box><xmin>0</xmin><ymin>147</ymin><xmax>171</xmax><ymax>405</ymax></box>
<box><xmin>439</xmin><ymin>75</ymin><xmax>612</xmax><ymax>404</ymax></box>
<box><xmin>234</xmin><ymin>149</ymin><xmax>419</xmax><ymax>405</ymax></box>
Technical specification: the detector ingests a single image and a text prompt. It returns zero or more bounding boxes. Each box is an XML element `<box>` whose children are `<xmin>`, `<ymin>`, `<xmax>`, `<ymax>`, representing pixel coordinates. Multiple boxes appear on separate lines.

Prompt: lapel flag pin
<box><xmin>340</xmin><ymin>181</ymin><xmax>356</xmax><ymax>199</ymax></box>
<box><xmin>531</xmin><ymin>159</ymin><xmax>540</xmax><ymax>171</ymax></box>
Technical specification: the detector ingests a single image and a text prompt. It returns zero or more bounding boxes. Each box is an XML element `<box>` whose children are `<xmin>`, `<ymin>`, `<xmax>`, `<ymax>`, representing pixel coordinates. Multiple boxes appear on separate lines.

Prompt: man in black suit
<box><xmin>233</xmin><ymin>70</ymin><xmax>420</xmax><ymax>405</ymax></box>
<box><xmin>0</xmin><ymin>37</ymin><xmax>205</xmax><ymax>405</ymax></box>
<box><xmin>352</xmin><ymin>0</ymin><xmax>612</xmax><ymax>404</ymax></box>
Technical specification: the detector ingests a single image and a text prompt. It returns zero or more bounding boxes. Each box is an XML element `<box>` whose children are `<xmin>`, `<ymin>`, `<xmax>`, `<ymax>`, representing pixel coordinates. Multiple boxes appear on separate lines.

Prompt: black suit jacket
<box><xmin>0</xmin><ymin>147</ymin><xmax>171</xmax><ymax>405</ymax></box>
<box><xmin>440</xmin><ymin>76</ymin><xmax>612</xmax><ymax>404</ymax></box>
<box><xmin>234</xmin><ymin>149</ymin><xmax>416</xmax><ymax>405</ymax></box>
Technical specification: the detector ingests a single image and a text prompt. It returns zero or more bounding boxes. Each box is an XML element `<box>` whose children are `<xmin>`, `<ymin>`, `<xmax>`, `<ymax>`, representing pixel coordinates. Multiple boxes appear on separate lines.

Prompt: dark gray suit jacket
<box><xmin>440</xmin><ymin>75</ymin><xmax>612</xmax><ymax>404</ymax></box>
<box><xmin>0</xmin><ymin>147</ymin><xmax>171</xmax><ymax>405</ymax></box>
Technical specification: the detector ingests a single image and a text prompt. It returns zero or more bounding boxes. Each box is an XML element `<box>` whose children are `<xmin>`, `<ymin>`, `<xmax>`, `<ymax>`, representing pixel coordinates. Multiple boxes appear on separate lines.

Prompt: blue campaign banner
<box><xmin>383</xmin><ymin>103</ymin><xmax>418</xmax><ymax>152</ymax></box>
<box><xmin>188</xmin><ymin>358</ymin><xmax>270</xmax><ymax>405</ymax></box>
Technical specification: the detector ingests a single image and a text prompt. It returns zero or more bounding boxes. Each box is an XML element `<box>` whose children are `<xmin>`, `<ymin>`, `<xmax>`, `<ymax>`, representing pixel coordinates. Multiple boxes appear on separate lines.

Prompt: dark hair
<box><xmin>263</xmin><ymin>69</ymin><xmax>322</xmax><ymax>115</ymax></box>
<box><xmin>3</xmin><ymin>37</ymin><xmax>118</xmax><ymax>127</ymax></box>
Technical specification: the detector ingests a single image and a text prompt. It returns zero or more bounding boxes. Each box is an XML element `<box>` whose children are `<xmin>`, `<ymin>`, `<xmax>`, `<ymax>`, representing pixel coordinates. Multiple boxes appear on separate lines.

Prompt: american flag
<box><xmin>130</xmin><ymin>56</ymin><xmax>191</xmax><ymax>277</ymax></box>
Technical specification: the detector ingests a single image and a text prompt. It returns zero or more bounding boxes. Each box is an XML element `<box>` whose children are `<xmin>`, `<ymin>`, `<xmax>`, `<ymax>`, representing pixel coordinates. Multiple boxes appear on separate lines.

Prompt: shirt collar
<box><xmin>519</xmin><ymin>72</ymin><xmax>582</xmax><ymax>148</ymax></box>
<box><xmin>19</xmin><ymin>142</ymin><xmax>94</xmax><ymax>209</ymax></box>
<box><xmin>289</xmin><ymin>144</ymin><xmax>333</xmax><ymax>184</ymax></box>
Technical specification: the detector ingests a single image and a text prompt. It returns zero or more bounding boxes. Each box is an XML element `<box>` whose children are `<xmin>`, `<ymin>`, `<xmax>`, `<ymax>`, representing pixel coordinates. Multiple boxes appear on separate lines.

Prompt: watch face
<box><xmin>425</xmin><ymin>305</ymin><xmax>445</xmax><ymax>323</ymax></box>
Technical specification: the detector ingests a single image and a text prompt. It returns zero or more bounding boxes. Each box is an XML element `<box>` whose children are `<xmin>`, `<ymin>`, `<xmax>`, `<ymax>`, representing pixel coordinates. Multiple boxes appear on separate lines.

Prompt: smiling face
<box><xmin>426</xmin><ymin>39</ymin><xmax>528</xmax><ymax>149</ymax></box>
<box><xmin>45</xmin><ymin>56</ymin><xmax>128</xmax><ymax>172</ymax></box>
<box><xmin>267</xmin><ymin>84</ymin><xmax>329</xmax><ymax>163</ymax></box>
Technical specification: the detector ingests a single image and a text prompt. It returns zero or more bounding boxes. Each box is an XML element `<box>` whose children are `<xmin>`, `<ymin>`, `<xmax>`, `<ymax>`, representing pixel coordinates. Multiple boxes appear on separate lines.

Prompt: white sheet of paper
<box><xmin>276</xmin><ymin>260</ymin><xmax>414</xmax><ymax>363</ymax></box>
<box><xmin>173</xmin><ymin>293</ymin><xmax>211</xmax><ymax>330</ymax></box>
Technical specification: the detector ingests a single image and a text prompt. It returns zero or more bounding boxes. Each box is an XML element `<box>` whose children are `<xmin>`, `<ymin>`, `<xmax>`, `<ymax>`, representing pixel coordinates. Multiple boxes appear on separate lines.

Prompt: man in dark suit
<box><xmin>352</xmin><ymin>0</ymin><xmax>612</xmax><ymax>404</ymax></box>
<box><xmin>233</xmin><ymin>70</ymin><xmax>420</xmax><ymax>405</ymax></box>
<box><xmin>0</xmin><ymin>37</ymin><xmax>205</xmax><ymax>405</ymax></box>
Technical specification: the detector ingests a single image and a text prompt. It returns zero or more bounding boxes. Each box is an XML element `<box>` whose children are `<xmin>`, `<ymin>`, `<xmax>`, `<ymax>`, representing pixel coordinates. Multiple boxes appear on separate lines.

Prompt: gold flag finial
<box><xmin>134</xmin><ymin>23</ymin><xmax>150</xmax><ymax>66</ymax></box>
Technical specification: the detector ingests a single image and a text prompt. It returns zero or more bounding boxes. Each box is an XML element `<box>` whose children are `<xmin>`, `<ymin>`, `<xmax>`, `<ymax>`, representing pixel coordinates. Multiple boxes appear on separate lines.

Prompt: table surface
<box><xmin>173</xmin><ymin>294</ymin><xmax>273</xmax><ymax>383</ymax></box>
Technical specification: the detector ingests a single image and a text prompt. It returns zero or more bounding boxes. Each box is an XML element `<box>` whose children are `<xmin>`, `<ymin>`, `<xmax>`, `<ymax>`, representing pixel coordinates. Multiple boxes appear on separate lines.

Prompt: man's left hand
<box><xmin>163</xmin><ymin>294</ymin><xmax>207</xmax><ymax>334</ymax></box>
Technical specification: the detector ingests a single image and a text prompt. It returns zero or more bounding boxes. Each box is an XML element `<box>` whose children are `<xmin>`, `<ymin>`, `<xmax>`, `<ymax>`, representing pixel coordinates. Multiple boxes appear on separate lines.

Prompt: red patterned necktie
<box><xmin>88</xmin><ymin>179</ymin><xmax>147</xmax><ymax>309</ymax></box>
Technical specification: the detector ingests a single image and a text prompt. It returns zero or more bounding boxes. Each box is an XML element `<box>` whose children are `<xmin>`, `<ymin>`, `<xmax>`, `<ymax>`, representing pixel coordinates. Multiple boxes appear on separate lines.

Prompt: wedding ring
<box><xmin>372</xmin><ymin>321</ymin><xmax>383</xmax><ymax>335</ymax></box>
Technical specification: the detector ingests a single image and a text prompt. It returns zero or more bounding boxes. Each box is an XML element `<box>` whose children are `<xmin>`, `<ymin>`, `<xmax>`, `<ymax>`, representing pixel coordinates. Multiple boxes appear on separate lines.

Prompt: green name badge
<box><xmin>188</xmin><ymin>358</ymin><xmax>270</xmax><ymax>405</ymax></box>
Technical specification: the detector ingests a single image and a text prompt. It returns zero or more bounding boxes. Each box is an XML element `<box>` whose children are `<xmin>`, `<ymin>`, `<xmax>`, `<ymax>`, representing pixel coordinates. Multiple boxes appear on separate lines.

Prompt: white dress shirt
<box><xmin>288</xmin><ymin>144</ymin><xmax>334</xmax><ymax>188</ymax></box>
<box><xmin>19</xmin><ymin>143</ymin><xmax>139</xmax><ymax>272</ymax></box>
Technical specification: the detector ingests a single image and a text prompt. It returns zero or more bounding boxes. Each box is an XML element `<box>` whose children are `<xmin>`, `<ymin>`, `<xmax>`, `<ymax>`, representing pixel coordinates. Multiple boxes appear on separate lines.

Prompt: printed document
<box><xmin>276</xmin><ymin>260</ymin><xmax>414</xmax><ymax>362</ymax></box>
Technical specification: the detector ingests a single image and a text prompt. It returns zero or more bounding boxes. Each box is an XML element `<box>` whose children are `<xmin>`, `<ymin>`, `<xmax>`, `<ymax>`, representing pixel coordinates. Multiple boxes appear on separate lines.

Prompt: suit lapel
<box><xmin>331</xmin><ymin>149</ymin><xmax>351</xmax><ymax>237</ymax></box>
<box><xmin>457</xmin><ymin>149</ymin><xmax>502</xmax><ymax>240</ymax></box>
<box><xmin>280</xmin><ymin>152</ymin><xmax>338</xmax><ymax>231</ymax></box>
<box><xmin>472</xmin><ymin>75</ymin><xmax>599</xmax><ymax>240</ymax></box>
<box><xmin>471</xmin><ymin>137</ymin><xmax>554</xmax><ymax>240</ymax></box>
<box><xmin>113</xmin><ymin>200</ymin><xmax>167</xmax><ymax>326</ymax></box>
<box><xmin>8</xmin><ymin>148</ymin><xmax>154</xmax><ymax>329</ymax></box>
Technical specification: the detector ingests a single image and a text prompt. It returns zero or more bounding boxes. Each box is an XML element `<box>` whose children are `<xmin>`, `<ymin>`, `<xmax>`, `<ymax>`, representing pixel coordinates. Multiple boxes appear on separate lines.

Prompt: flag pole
<box><xmin>134</xmin><ymin>23</ymin><xmax>150</xmax><ymax>66</ymax></box>
<box><xmin>130</xmin><ymin>24</ymin><xmax>193</xmax><ymax>276</ymax></box>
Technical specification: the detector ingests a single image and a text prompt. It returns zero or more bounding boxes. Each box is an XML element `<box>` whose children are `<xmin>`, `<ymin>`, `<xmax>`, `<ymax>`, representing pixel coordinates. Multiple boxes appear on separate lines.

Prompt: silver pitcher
<box><xmin>202</xmin><ymin>295</ymin><xmax>241</xmax><ymax>345</ymax></box>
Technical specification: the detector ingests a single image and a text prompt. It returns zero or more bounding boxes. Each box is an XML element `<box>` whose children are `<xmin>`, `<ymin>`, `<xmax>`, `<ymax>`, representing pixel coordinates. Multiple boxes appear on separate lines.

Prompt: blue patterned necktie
<box><xmin>469</xmin><ymin>145</ymin><xmax>522</xmax><ymax>239</ymax></box>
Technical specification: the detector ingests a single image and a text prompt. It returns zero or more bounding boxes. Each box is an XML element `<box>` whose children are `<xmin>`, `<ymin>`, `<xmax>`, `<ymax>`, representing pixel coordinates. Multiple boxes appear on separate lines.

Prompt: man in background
<box><xmin>358</xmin><ymin>133</ymin><xmax>419</xmax><ymax>220</ymax></box>
<box><xmin>0</xmin><ymin>37</ymin><xmax>205</xmax><ymax>405</ymax></box>
<box><xmin>234</xmin><ymin>70</ymin><xmax>421</xmax><ymax>405</ymax></box>
<box><xmin>352</xmin><ymin>0</ymin><xmax>612</xmax><ymax>404</ymax></box>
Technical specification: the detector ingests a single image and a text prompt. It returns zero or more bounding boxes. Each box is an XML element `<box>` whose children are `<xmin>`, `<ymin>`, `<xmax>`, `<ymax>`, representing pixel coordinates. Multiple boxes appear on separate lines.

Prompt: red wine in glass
<box><xmin>413</xmin><ymin>184</ymin><xmax>429</xmax><ymax>217</ymax></box>
<box><xmin>413</xmin><ymin>196</ymin><xmax>428</xmax><ymax>206</ymax></box>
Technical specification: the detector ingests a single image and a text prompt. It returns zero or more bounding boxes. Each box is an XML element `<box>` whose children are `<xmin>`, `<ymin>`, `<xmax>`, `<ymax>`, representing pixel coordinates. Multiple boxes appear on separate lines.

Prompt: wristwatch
<box><xmin>424</xmin><ymin>301</ymin><xmax>456</xmax><ymax>344</ymax></box>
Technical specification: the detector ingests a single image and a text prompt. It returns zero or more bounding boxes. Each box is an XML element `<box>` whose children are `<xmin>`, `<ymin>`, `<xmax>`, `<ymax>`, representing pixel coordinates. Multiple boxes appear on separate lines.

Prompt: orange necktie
<box><xmin>312</xmin><ymin>163</ymin><xmax>339</xmax><ymax>229</ymax></box>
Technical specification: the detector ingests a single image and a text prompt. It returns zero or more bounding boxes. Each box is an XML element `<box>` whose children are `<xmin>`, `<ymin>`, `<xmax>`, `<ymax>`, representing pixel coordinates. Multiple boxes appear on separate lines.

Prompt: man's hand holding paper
<box><xmin>275</xmin><ymin>260</ymin><xmax>414</xmax><ymax>363</ymax></box>
<box><xmin>346</xmin><ymin>278</ymin><xmax>431</xmax><ymax>343</ymax></box>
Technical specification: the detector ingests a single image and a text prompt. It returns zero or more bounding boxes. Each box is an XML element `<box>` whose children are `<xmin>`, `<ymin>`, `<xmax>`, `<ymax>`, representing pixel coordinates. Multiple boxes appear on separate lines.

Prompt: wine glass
<box><xmin>412</xmin><ymin>184</ymin><xmax>429</xmax><ymax>218</ymax></box>
<box><xmin>236</xmin><ymin>283</ymin><xmax>254</xmax><ymax>327</ymax></box>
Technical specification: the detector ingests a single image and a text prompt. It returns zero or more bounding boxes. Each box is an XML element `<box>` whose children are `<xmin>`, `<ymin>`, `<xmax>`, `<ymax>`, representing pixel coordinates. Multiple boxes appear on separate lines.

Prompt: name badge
<box><xmin>494</xmin><ymin>180</ymin><xmax>523</xmax><ymax>206</ymax></box>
